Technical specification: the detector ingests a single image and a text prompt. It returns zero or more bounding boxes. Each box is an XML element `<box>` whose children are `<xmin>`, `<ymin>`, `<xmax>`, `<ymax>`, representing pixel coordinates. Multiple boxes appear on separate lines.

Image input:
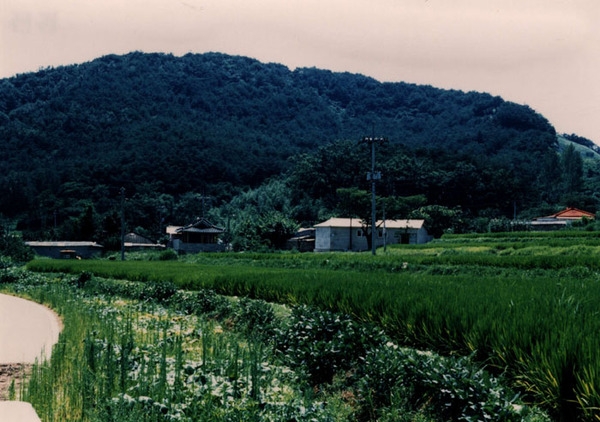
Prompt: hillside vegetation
<box><xmin>0</xmin><ymin>52</ymin><xmax>599</xmax><ymax>246</ymax></box>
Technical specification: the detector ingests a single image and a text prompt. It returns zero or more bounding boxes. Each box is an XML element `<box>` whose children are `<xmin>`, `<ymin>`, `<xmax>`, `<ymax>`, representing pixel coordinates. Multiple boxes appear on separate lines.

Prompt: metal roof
<box><xmin>26</xmin><ymin>241</ymin><xmax>103</xmax><ymax>248</ymax></box>
<box><xmin>314</xmin><ymin>218</ymin><xmax>425</xmax><ymax>229</ymax></box>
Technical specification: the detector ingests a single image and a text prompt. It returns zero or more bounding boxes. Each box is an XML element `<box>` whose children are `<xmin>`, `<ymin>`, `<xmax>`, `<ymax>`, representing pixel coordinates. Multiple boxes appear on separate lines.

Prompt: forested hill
<box><xmin>0</xmin><ymin>51</ymin><xmax>583</xmax><ymax>243</ymax></box>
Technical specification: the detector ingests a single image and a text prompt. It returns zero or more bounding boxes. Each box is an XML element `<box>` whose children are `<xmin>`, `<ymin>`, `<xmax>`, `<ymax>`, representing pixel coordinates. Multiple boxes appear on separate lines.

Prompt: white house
<box><xmin>313</xmin><ymin>218</ymin><xmax>431</xmax><ymax>252</ymax></box>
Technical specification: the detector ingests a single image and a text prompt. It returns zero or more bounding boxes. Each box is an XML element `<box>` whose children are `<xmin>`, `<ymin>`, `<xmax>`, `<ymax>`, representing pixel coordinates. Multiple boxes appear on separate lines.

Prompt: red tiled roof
<box><xmin>548</xmin><ymin>207</ymin><xmax>595</xmax><ymax>220</ymax></box>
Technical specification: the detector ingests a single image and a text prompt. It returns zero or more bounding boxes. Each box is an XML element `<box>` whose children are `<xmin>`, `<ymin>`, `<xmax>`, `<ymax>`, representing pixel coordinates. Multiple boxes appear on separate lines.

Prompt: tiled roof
<box><xmin>167</xmin><ymin>218</ymin><xmax>225</xmax><ymax>235</ymax></box>
<box><xmin>178</xmin><ymin>227</ymin><xmax>224</xmax><ymax>234</ymax></box>
<box><xmin>541</xmin><ymin>207</ymin><xmax>595</xmax><ymax>220</ymax></box>
<box><xmin>124</xmin><ymin>232</ymin><xmax>157</xmax><ymax>244</ymax></box>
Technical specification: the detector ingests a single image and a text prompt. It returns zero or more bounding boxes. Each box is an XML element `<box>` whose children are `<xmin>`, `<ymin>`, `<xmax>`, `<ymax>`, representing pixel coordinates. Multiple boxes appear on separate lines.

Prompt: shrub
<box><xmin>0</xmin><ymin>255</ymin><xmax>13</xmax><ymax>270</ymax></box>
<box><xmin>172</xmin><ymin>288</ymin><xmax>233</xmax><ymax>320</ymax></box>
<box><xmin>137</xmin><ymin>281</ymin><xmax>178</xmax><ymax>303</ymax></box>
<box><xmin>76</xmin><ymin>271</ymin><xmax>92</xmax><ymax>289</ymax></box>
<box><xmin>0</xmin><ymin>230</ymin><xmax>34</xmax><ymax>262</ymax></box>
<box><xmin>357</xmin><ymin>345</ymin><xmax>544</xmax><ymax>422</ymax></box>
<box><xmin>234</xmin><ymin>297</ymin><xmax>277</xmax><ymax>342</ymax></box>
<box><xmin>158</xmin><ymin>249</ymin><xmax>178</xmax><ymax>261</ymax></box>
<box><xmin>275</xmin><ymin>305</ymin><xmax>386</xmax><ymax>385</ymax></box>
<box><xmin>355</xmin><ymin>344</ymin><xmax>412</xmax><ymax>420</ymax></box>
<box><xmin>0</xmin><ymin>266</ymin><xmax>23</xmax><ymax>284</ymax></box>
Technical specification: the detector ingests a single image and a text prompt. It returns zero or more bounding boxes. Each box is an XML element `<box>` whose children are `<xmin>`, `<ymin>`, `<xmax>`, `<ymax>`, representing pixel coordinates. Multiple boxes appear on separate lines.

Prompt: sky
<box><xmin>2</xmin><ymin>0</ymin><xmax>599</xmax><ymax>143</ymax></box>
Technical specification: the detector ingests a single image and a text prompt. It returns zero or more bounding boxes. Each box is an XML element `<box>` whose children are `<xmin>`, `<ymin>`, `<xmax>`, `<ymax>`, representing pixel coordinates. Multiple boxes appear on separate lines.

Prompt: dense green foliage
<box><xmin>3</xmin><ymin>51</ymin><xmax>597</xmax><ymax>246</ymax></box>
<box><xmin>26</xmin><ymin>232</ymin><xmax>600</xmax><ymax>420</ymax></box>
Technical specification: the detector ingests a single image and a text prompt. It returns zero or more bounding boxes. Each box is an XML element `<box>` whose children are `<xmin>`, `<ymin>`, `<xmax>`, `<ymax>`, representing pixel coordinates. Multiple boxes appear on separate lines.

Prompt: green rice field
<box><xmin>25</xmin><ymin>230</ymin><xmax>600</xmax><ymax>421</ymax></box>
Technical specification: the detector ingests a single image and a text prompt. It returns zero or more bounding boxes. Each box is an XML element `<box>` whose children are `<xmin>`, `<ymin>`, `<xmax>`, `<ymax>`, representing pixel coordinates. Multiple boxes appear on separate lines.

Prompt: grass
<box><xmin>4</xmin><ymin>279</ymin><xmax>352</xmax><ymax>421</ymax></box>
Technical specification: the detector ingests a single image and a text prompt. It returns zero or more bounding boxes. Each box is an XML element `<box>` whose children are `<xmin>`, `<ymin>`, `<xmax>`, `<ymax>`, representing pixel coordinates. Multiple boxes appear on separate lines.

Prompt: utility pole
<box><xmin>120</xmin><ymin>187</ymin><xmax>125</xmax><ymax>261</ymax></box>
<box><xmin>360</xmin><ymin>136</ymin><xmax>388</xmax><ymax>255</ymax></box>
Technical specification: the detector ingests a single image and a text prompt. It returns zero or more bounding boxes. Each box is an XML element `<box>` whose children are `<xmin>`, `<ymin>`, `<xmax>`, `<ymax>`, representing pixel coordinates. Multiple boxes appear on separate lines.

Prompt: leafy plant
<box><xmin>158</xmin><ymin>249</ymin><xmax>178</xmax><ymax>261</ymax></box>
<box><xmin>275</xmin><ymin>305</ymin><xmax>386</xmax><ymax>385</ymax></box>
<box><xmin>234</xmin><ymin>297</ymin><xmax>278</xmax><ymax>343</ymax></box>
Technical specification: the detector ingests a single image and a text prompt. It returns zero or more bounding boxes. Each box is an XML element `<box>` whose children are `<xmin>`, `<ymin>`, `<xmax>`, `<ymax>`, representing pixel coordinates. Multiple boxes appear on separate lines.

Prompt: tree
<box><xmin>561</xmin><ymin>144</ymin><xmax>584</xmax><ymax>202</ymax></box>
<box><xmin>0</xmin><ymin>217</ymin><xmax>33</xmax><ymax>262</ymax></box>
<box><xmin>409</xmin><ymin>205</ymin><xmax>464</xmax><ymax>238</ymax></box>
<box><xmin>538</xmin><ymin>151</ymin><xmax>563</xmax><ymax>203</ymax></box>
<box><xmin>77</xmin><ymin>203</ymin><xmax>97</xmax><ymax>241</ymax></box>
<box><xmin>231</xmin><ymin>211</ymin><xmax>298</xmax><ymax>251</ymax></box>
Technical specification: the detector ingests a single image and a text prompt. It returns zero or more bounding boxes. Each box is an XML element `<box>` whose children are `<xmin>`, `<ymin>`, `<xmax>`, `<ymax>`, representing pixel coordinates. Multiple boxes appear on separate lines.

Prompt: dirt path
<box><xmin>0</xmin><ymin>363</ymin><xmax>30</xmax><ymax>400</ymax></box>
<box><xmin>0</xmin><ymin>293</ymin><xmax>62</xmax><ymax>401</ymax></box>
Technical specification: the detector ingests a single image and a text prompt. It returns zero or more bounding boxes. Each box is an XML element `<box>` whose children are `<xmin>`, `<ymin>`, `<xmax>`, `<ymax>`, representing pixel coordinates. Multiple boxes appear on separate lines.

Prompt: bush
<box><xmin>0</xmin><ymin>232</ymin><xmax>34</xmax><ymax>262</ymax></box>
<box><xmin>355</xmin><ymin>344</ymin><xmax>412</xmax><ymax>420</ymax></box>
<box><xmin>137</xmin><ymin>281</ymin><xmax>178</xmax><ymax>303</ymax></box>
<box><xmin>275</xmin><ymin>305</ymin><xmax>386</xmax><ymax>385</ymax></box>
<box><xmin>172</xmin><ymin>289</ymin><xmax>233</xmax><ymax>320</ymax></box>
<box><xmin>234</xmin><ymin>297</ymin><xmax>277</xmax><ymax>342</ymax></box>
<box><xmin>76</xmin><ymin>271</ymin><xmax>92</xmax><ymax>289</ymax></box>
<box><xmin>158</xmin><ymin>249</ymin><xmax>178</xmax><ymax>261</ymax></box>
<box><xmin>0</xmin><ymin>266</ymin><xmax>23</xmax><ymax>284</ymax></box>
<box><xmin>356</xmin><ymin>345</ymin><xmax>542</xmax><ymax>422</ymax></box>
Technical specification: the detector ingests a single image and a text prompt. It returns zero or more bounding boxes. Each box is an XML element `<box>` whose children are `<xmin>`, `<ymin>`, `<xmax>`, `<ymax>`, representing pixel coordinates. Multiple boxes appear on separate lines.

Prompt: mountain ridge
<box><xmin>0</xmin><ymin>51</ymin><xmax>593</xmax><ymax>241</ymax></box>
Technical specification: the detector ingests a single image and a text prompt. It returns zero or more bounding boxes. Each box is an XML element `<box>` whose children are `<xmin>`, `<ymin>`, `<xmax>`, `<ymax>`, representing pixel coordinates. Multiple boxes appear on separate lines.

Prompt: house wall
<box><xmin>314</xmin><ymin>226</ymin><xmax>332</xmax><ymax>252</ymax></box>
<box><xmin>333</xmin><ymin>226</ymin><xmax>369</xmax><ymax>251</ymax></box>
<box><xmin>315</xmin><ymin>226</ymin><xmax>374</xmax><ymax>252</ymax></box>
<box><xmin>315</xmin><ymin>226</ymin><xmax>430</xmax><ymax>252</ymax></box>
<box><xmin>29</xmin><ymin>245</ymin><xmax>103</xmax><ymax>259</ymax></box>
<box><xmin>171</xmin><ymin>239</ymin><xmax>226</xmax><ymax>254</ymax></box>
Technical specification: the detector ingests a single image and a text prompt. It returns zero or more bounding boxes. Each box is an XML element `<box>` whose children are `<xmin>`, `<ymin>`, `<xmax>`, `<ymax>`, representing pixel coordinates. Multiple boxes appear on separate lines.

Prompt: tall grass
<box><xmin>7</xmin><ymin>281</ymin><xmax>345</xmax><ymax>421</ymax></box>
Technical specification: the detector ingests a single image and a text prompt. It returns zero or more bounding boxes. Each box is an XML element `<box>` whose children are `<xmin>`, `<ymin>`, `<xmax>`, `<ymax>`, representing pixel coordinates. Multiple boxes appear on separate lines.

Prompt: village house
<box><xmin>166</xmin><ymin>218</ymin><xmax>226</xmax><ymax>253</ymax></box>
<box><xmin>313</xmin><ymin>218</ymin><xmax>431</xmax><ymax>252</ymax></box>
<box><xmin>531</xmin><ymin>207</ymin><xmax>596</xmax><ymax>231</ymax></box>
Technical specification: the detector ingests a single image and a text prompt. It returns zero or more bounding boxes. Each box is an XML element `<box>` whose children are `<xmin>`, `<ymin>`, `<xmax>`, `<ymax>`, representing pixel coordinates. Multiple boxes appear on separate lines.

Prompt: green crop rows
<box><xmin>27</xmin><ymin>231</ymin><xmax>600</xmax><ymax>420</ymax></box>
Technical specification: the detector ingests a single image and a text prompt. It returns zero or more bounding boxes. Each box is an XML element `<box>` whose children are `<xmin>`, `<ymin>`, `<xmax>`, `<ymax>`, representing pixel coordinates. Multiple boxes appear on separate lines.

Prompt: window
<box><xmin>357</xmin><ymin>229</ymin><xmax>363</xmax><ymax>237</ymax></box>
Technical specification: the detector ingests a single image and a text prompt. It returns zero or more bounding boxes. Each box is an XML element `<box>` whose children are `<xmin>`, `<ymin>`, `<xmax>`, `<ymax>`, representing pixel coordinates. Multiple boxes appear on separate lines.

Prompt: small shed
<box><xmin>26</xmin><ymin>241</ymin><xmax>104</xmax><ymax>259</ymax></box>
<box><xmin>167</xmin><ymin>218</ymin><xmax>226</xmax><ymax>253</ymax></box>
<box><xmin>285</xmin><ymin>228</ymin><xmax>315</xmax><ymax>252</ymax></box>
<box><xmin>314</xmin><ymin>218</ymin><xmax>431</xmax><ymax>252</ymax></box>
<box><xmin>124</xmin><ymin>233</ymin><xmax>165</xmax><ymax>251</ymax></box>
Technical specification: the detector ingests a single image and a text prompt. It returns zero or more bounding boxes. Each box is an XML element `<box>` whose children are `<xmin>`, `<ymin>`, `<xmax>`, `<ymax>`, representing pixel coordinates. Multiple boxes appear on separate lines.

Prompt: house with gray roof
<box><xmin>314</xmin><ymin>218</ymin><xmax>431</xmax><ymax>252</ymax></box>
<box><xmin>167</xmin><ymin>218</ymin><xmax>226</xmax><ymax>253</ymax></box>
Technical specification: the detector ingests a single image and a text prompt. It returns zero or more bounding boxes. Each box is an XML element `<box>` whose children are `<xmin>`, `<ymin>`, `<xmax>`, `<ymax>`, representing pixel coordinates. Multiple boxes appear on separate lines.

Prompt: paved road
<box><xmin>0</xmin><ymin>293</ymin><xmax>61</xmax><ymax>363</ymax></box>
<box><xmin>0</xmin><ymin>401</ymin><xmax>42</xmax><ymax>421</ymax></box>
<box><xmin>0</xmin><ymin>293</ymin><xmax>61</xmax><ymax>422</ymax></box>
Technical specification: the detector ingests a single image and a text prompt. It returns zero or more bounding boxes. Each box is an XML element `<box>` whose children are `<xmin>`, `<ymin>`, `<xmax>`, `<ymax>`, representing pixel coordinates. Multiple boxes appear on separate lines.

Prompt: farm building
<box><xmin>285</xmin><ymin>227</ymin><xmax>315</xmax><ymax>252</ymax></box>
<box><xmin>167</xmin><ymin>218</ymin><xmax>226</xmax><ymax>253</ymax></box>
<box><xmin>314</xmin><ymin>218</ymin><xmax>431</xmax><ymax>252</ymax></box>
<box><xmin>123</xmin><ymin>232</ymin><xmax>165</xmax><ymax>251</ymax></box>
<box><xmin>26</xmin><ymin>241</ymin><xmax>104</xmax><ymax>259</ymax></box>
<box><xmin>531</xmin><ymin>207</ymin><xmax>595</xmax><ymax>230</ymax></box>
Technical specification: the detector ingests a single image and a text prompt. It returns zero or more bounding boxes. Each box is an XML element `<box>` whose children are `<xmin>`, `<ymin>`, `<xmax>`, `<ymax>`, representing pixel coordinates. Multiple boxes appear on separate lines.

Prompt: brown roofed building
<box><xmin>531</xmin><ymin>207</ymin><xmax>595</xmax><ymax>230</ymax></box>
<box><xmin>314</xmin><ymin>218</ymin><xmax>431</xmax><ymax>252</ymax></box>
